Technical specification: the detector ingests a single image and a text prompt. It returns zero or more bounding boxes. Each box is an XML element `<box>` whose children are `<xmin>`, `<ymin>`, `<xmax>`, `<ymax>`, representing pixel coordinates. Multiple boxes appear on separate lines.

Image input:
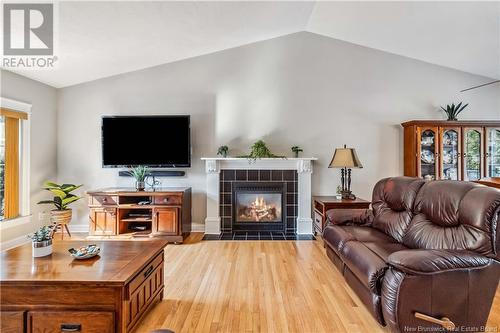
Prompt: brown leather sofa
<box><xmin>323</xmin><ymin>177</ymin><xmax>500</xmax><ymax>332</ymax></box>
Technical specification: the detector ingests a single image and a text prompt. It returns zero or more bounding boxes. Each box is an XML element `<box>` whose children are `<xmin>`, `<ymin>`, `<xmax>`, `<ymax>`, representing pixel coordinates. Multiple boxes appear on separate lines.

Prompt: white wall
<box><xmin>0</xmin><ymin>70</ymin><xmax>58</xmax><ymax>242</ymax></box>
<box><xmin>57</xmin><ymin>32</ymin><xmax>500</xmax><ymax>227</ymax></box>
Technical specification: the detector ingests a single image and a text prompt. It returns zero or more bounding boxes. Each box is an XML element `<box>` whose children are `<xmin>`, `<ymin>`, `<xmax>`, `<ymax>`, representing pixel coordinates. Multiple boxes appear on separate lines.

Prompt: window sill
<box><xmin>0</xmin><ymin>215</ymin><xmax>32</xmax><ymax>230</ymax></box>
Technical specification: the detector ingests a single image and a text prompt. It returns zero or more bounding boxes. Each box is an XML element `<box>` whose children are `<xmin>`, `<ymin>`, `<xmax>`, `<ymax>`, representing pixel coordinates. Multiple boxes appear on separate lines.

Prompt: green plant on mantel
<box><xmin>440</xmin><ymin>102</ymin><xmax>468</xmax><ymax>121</ymax></box>
<box><xmin>291</xmin><ymin>146</ymin><xmax>303</xmax><ymax>158</ymax></box>
<box><xmin>238</xmin><ymin>140</ymin><xmax>286</xmax><ymax>161</ymax></box>
<box><xmin>217</xmin><ymin>145</ymin><xmax>229</xmax><ymax>158</ymax></box>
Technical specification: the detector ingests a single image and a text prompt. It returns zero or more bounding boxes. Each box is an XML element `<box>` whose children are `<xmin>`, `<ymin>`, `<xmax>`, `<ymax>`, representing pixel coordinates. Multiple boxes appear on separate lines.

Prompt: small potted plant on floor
<box><xmin>126</xmin><ymin>165</ymin><xmax>149</xmax><ymax>191</ymax></box>
<box><xmin>28</xmin><ymin>224</ymin><xmax>56</xmax><ymax>257</ymax></box>
<box><xmin>37</xmin><ymin>182</ymin><xmax>83</xmax><ymax>231</ymax></box>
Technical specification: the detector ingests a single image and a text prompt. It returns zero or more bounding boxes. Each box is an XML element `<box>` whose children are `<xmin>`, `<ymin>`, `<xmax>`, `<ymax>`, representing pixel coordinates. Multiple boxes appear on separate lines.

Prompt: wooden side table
<box><xmin>312</xmin><ymin>196</ymin><xmax>371</xmax><ymax>235</ymax></box>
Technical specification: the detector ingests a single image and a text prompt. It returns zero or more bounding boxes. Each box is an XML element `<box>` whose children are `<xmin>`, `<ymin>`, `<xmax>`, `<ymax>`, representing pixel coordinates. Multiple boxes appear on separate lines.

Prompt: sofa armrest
<box><xmin>326</xmin><ymin>208</ymin><xmax>373</xmax><ymax>226</ymax></box>
<box><xmin>382</xmin><ymin>250</ymin><xmax>499</xmax><ymax>332</ymax></box>
<box><xmin>387</xmin><ymin>249</ymin><xmax>492</xmax><ymax>275</ymax></box>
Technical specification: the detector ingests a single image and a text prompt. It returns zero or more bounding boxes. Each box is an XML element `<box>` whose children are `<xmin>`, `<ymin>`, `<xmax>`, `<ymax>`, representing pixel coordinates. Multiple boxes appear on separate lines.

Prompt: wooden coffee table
<box><xmin>0</xmin><ymin>239</ymin><xmax>168</xmax><ymax>333</ymax></box>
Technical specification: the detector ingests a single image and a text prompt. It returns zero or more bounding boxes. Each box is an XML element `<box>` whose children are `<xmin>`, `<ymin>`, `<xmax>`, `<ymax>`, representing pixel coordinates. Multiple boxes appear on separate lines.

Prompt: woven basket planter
<box><xmin>50</xmin><ymin>209</ymin><xmax>72</xmax><ymax>225</ymax></box>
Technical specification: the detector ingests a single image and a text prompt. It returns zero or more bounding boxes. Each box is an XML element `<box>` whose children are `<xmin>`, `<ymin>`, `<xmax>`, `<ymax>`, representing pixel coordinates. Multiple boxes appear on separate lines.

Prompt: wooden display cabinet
<box><xmin>402</xmin><ymin>120</ymin><xmax>500</xmax><ymax>181</ymax></box>
<box><xmin>87</xmin><ymin>187</ymin><xmax>191</xmax><ymax>243</ymax></box>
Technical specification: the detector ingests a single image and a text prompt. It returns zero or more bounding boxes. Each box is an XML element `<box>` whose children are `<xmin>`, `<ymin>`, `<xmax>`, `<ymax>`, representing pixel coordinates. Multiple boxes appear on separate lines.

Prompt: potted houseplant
<box><xmin>217</xmin><ymin>145</ymin><xmax>229</xmax><ymax>158</ymax></box>
<box><xmin>38</xmin><ymin>182</ymin><xmax>83</xmax><ymax>229</ymax></box>
<box><xmin>440</xmin><ymin>102</ymin><xmax>468</xmax><ymax>121</ymax></box>
<box><xmin>291</xmin><ymin>146</ymin><xmax>303</xmax><ymax>158</ymax></box>
<box><xmin>28</xmin><ymin>224</ymin><xmax>56</xmax><ymax>257</ymax></box>
<box><xmin>126</xmin><ymin>165</ymin><xmax>149</xmax><ymax>191</ymax></box>
<box><xmin>238</xmin><ymin>140</ymin><xmax>285</xmax><ymax>161</ymax></box>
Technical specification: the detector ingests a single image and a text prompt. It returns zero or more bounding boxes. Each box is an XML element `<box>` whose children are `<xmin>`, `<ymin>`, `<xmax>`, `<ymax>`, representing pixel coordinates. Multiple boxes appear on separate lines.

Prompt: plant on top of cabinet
<box><xmin>217</xmin><ymin>145</ymin><xmax>229</xmax><ymax>158</ymax></box>
<box><xmin>440</xmin><ymin>102</ymin><xmax>468</xmax><ymax>121</ymax></box>
<box><xmin>126</xmin><ymin>165</ymin><xmax>149</xmax><ymax>191</ymax></box>
<box><xmin>291</xmin><ymin>146</ymin><xmax>303</xmax><ymax>158</ymax></box>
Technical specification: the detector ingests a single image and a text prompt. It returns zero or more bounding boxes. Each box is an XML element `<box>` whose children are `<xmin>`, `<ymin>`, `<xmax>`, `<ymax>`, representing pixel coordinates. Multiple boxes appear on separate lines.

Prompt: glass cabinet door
<box><xmin>418</xmin><ymin>128</ymin><xmax>438</xmax><ymax>180</ymax></box>
<box><xmin>486</xmin><ymin>128</ymin><xmax>500</xmax><ymax>177</ymax></box>
<box><xmin>463</xmin><ymin>128</ymin><xmax>483</xmax><ymax>181</ymax></box>
<box><xmin>440</xmin><ymin>128</ymin><xmax>460</xmax><ymax>180</ymax></box>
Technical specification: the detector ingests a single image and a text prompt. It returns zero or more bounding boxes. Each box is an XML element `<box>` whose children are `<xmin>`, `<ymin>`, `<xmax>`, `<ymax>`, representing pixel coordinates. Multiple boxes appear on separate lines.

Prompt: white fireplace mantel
<box><xmin>201</xmin><ymin>157</ymin><xmax>318</xmax><ymax>235</ymax></box>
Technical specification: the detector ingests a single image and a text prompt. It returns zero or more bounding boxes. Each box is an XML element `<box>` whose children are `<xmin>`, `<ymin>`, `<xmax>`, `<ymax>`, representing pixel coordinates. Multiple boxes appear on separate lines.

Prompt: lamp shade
<box><xmin>328</xmin><ymin>146</ymin><xmax>363</xmax><ymax>168</ymax></box>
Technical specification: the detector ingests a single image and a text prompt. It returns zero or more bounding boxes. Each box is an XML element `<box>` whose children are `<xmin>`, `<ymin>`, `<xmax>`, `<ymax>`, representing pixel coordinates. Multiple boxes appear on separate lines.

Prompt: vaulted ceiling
<box><xmin>5</xmin><ymin>1</ymin><xmax>500</xmax><ymax>88</ymax></box>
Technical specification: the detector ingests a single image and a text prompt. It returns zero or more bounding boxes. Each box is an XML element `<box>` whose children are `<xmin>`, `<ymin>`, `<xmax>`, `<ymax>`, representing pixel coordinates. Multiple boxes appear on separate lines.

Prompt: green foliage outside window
<box><xmin>488</xmin><ymin>130</ymin><xmax>500</xmax><ymax>176</ymax></box>
<box><xmin>465</xmin><ymin>130</ymin><xmax>480</xmax><ymax>177</ymax></box>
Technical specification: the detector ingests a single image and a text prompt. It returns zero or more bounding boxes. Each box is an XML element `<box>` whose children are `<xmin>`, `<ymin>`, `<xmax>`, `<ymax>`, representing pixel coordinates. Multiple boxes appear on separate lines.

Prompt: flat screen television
<box><xmin>101</xmin><ymin>115</ymin><xmax>191</xmax><ymax>168</ymax></box>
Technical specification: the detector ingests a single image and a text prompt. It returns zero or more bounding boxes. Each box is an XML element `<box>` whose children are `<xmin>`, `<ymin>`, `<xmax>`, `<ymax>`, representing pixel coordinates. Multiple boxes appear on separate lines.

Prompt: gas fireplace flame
<box><xmin>253</xmin><ymin>196</ymin><xmax>267</xmax><ymax>210</ymax></box>
<box><xmin>237</xmin><ymin>194</ymin><xmax>281</xmax><ymax>222</ymax></box>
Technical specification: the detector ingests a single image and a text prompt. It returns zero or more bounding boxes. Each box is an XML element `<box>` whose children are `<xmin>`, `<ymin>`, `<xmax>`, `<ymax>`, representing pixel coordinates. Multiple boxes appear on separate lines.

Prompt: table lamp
<box><xmin>328</xmin><ymin>145</ymin><xmax>363</xmax><ymax>199</ymax></box>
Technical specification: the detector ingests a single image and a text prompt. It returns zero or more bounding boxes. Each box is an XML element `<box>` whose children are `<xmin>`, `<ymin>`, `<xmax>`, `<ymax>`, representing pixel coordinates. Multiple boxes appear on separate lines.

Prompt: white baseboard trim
<box><xmin>204</xmin><ymin>217</ymin><xmax>221</xmax><ymax>234</ymax></box>
<box><xmin>191</xmin><ymin>222</ymin><xmax>205</xmax><ymax>232</ymax></box>
<box><xmin>297</xmin><ymin>217</ymin><xmax>314</xmax><ymax>235</ymax></box>
<box><xmin>68</xmin><ymin>224</ymin><xmax>89</xmax><ymax>233</ymax></box>
<box><xmin>1</xmin><ymin>234</ymin><xmax>30</xmax><ymax>251</ymax></box>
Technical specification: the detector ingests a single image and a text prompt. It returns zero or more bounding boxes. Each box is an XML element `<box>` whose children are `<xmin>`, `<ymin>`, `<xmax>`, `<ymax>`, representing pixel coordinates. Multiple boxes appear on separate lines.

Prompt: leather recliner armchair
<box><xmin>323</xmin><ymin>177</ymin><xmax>500</xmax><ymax>332</ymax></box>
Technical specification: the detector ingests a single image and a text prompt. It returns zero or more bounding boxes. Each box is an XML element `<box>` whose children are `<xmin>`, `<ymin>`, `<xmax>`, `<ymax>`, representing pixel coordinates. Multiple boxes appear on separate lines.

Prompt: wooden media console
<box><xmin>87</xmin><ymin>187</ymin><xmax>191</xmax><ymax>243</ymax></box>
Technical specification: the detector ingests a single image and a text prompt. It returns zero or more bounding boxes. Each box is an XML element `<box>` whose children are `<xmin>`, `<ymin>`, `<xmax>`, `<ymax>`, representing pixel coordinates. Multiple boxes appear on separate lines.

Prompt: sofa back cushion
<box><xmin>371</xmin><ymin>177</ymin><xmax>425</xmax><ymax>242</ymax></box>
<box><xmin>402</xmin><ymin>180</ymin><xmax>500</xmax><ymax>259</ymax></box>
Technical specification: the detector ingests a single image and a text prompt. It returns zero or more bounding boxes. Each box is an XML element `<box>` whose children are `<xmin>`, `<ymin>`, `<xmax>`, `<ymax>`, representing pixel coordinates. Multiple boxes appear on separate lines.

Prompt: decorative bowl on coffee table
<box><xmin>68</xmin><ymin>244</ymin><xmax>100</xmax><ymax>259</ymax></box>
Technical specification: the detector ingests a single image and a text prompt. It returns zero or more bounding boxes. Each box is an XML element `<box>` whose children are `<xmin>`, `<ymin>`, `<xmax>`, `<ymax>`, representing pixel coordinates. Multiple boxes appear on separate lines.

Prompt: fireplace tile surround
<box><xmin>220</xmin><ymin>170</ymin><xmax>297</xmax><ymax>232</ymax></box>
<box><xmin>202</xmin><ymin>231</ymin><xmax>316</xmax><ymax>241</ymax></box>
<box><xmin>202</xmin><ymin>158</ymin><xmax>316</xmax><ymax>235</ymax></box>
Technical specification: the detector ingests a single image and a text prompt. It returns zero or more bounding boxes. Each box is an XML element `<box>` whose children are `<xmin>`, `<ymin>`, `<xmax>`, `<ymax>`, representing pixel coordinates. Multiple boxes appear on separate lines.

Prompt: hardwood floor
<box><xmin>129</xmin><ymin>234</ymin><xmax>498</xmax><ymax>333</ymax></box>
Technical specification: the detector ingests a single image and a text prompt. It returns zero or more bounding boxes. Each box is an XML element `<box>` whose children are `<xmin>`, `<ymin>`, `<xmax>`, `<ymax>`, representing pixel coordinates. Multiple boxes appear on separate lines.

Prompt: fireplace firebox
<box><xmin>233</xmin><ymin>182</ymin><xmax>285</xmax><ymax>232</ymax></box>
<box><xmin>236</xmin><ymin>193</ymin><xmax>282</xmax><ymax>222</ymax></box>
